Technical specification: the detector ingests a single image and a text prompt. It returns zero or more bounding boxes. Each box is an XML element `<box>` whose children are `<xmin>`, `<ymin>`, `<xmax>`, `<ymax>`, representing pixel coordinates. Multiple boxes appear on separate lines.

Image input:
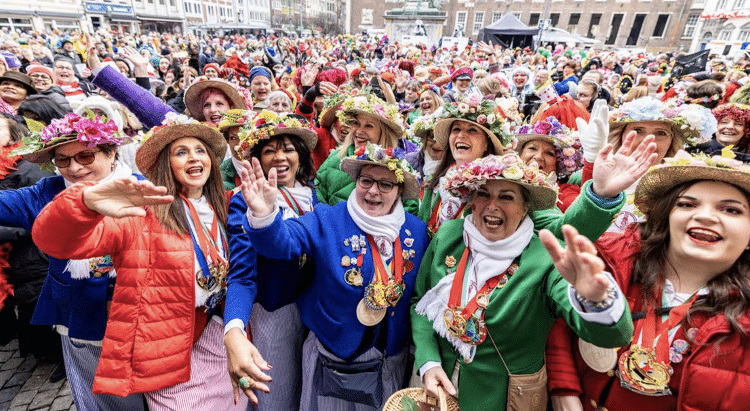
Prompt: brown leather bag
<box><xmin>487</xmin><ymin>332</ymin><xmax>548</xmax><ymax>411</ymax></box>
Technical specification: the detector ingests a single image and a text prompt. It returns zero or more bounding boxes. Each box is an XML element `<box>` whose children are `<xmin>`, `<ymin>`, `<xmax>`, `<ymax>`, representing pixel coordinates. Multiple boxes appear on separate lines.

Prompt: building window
<box><xmin>550</xmin><ymin>13</ymin><xmax>559</xmax><ymax>27</ymax></box>
<box><xmin>652</xmin><ymin>14</ymin><xmax>670</xmax><ymax>37</ymax></box>
<box><xmin>569</xmin><ymin>13</ymin><xmax>580</xmax><ymax>25</ymax></box>
<box><xmin>587</xmin><ymin>13</ymin><xmax>601</xmax><ymax>37</ymax></box>
<box><xmin>473</xmin><ymin>12</ymin><xmax>484</xmax><ymax>34</ymax></box>
<box><xmin>492</xmin><ymin>12</ymin><xmax>502</xmax><ymax>22</ymax></box>
<box><xmin>739</xmin><ymin>30</ymin><xmax>750</xmax><ymax>41</ymax></box>
<box><xmin>717</xmin><ymin>0</ymin><xmax>727</xmax><ymax>8</ymax></box>
<box><xmin>734</xmin><ymin>0</ymin><xmax>747</xmax><ymax>7</ymax></box>
<box><xmin>512</xmin><ymin>12</ymin><xmax>522</xmax><ymax>20</ymax></box>
<box><xmin>529</xmin><ymin>13</ymin><xmax>540</xmax><ymax>27</ymax></box>
<box><xmin>606</xmin><ymin>13</ymin><xmax>624</xmax><ymax>44</ymax></box>
<box><xmin>456</xmin><ymin>11</ymin><xmax>467</xmax><ymax>35</ymax></box>
<box><xmin>683</xmin><ymin>14</ymin><xmax>699</xmax><ymax>38</ymax></box>
<box><xmin>719</xmin><ymin>30</ymin><xmax>732</xmax><ymax>40</ymax></box>
<box><xmin>627</xmin><ymin>13</ymin><xmax>647</xmax><ymax>45</ymax></box>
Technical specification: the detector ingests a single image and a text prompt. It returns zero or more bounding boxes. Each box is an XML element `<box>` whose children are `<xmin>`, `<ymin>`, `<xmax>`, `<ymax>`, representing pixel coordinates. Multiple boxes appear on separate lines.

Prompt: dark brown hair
<box><xmin>247</xmin><ymin>134</ymin><xmax>316</xmax><ymax>187</ymax></box>
<box><xmin>148</xmin><ymin>141</ymin><xmax>227</xmax><ymax>235</ymax></box>
<box><xmin>633</xmin><ymin>180</ymin><xmax>750</xmax><ymax>337</ymax></box>
<box><xmin>427</xmin><ymin>124</ymin><xmax>497</xmax><ymax>191</ymax></box>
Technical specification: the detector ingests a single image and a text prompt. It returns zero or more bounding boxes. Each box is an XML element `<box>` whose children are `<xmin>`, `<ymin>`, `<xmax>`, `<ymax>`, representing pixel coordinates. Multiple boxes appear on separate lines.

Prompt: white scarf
<box><xmin>277</xmin><ymin>182</ymin><xmax>314</xmax><ymax>220</ymax></box>
<box><xmin>346</xmin><ymin>190</ymin><xmax>405</xmax><ymax>242</ymax></box>
<box><xmin>437</xmin><ymin>174</ymin><xmax>467</xmax><ymax>224</ymax></box>
<box><xmin>64</xmin><ymin>160</ymin><xmax>134</xmax><ymax>280</ymax></box>
<box><xmin>415</xmin><ymin>214</ymin><xmax>534</xmax><ymax>362</ymax></box>
<box><xmin>422</xmin><ymin>152</ymin><xmax>439</xmax><ymax>181</ymax></box>
<box><xmin>184</xmin><ymin>196</ymin><xmax>227</xmax><ymax>308</ymax></box>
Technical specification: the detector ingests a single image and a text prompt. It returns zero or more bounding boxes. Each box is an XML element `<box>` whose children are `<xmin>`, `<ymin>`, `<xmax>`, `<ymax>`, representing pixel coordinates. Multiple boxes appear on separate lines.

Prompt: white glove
<box><xmin>576</xmin><ymin>99</ymin><xmax>609</xmax><ymax>163</ymax></box>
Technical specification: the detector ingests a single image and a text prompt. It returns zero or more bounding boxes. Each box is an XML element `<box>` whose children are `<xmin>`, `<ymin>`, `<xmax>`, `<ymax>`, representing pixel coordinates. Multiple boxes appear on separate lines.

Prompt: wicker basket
<box><xmin>382</xmin><ymin>387</ymin><xmax>460</xmax><ymax>411</ymax></box>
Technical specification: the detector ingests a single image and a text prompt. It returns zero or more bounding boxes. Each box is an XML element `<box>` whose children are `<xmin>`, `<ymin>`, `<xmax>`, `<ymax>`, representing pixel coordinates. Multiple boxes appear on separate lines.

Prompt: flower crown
<box><xmin>659</xmin><ymin>149</ymin><xmax>750</xmax><ymax>172</ymax></box>
<box><xmin>610</xmin><ymin>97</ymin><xmax>716</xmax><ymax>145</ymax></box>
<box><xmin>713</xmin><ymin>103</ymin><xmax>750</xmax><ymax>138</ymax></box>
<box><xmin>349</xmin><ymin>143</ymin><xmax>414</xmax><ymax>184</ymax></box>
<box><xmin>515</xmin><ymin>117</ymin><xmax>584</xmax><ymax>179</ymax></box>
<box><xmin>442</xmin><ymin>95</ymin><xmax>513</xmax><ymax>148</ymax></box>
<box><xmin>442</xmin><ymin>153</ymin><xmax>558</xmax><ymax>200</ymax></box>
<box><xmin>12</xmin><ymin>111</ymin><xmax>124</xmax><ymax>157</ymax></box>
<box><xmin>336</xmin><ymin>94</ymin><xmax>402</xmax><ymax>127</ymax></box>
<box><xmin>140</xmin><ymin>113</ymin><xmax>199</xmax><ymax>145</ymax></box>
<box><xmin>237</xmin><ymin>110</ymin><xmax>312</xmax><ymax>154</ymax></box>
<box><xmin>405</xmin><ymin>107</ymin><xmax>444</xmax><ymax>145</ymax></box>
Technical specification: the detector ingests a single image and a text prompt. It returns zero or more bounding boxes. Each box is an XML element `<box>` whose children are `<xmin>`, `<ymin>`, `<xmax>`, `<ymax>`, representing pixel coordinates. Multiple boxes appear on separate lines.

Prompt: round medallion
<box><xmin>578</xmin><ymin>339</ymin><xmax>618</xmax><ymax>373</ymax></box>
<box><xmin>356</xmin><ymin>299</ymin><xmax>386</xmax><ymax>326</ymax></box>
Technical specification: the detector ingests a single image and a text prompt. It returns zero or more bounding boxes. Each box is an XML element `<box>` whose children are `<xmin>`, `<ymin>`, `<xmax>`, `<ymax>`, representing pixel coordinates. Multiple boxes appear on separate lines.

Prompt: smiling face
<box><xmin>251</xmin><ymin>76</ymin><xmax>271</xmax><ymax>101</ymax></box>
<box><xmin>159</xmin><ymin>58</ymin><xmax>170</xmax><ymax>73</ymax></box>
<box><xmin>667</xmin><ymin>181</ymin><xmax>750</xmax><ymax>278</ymax></box>
<box><xmin>448</xmin><ymin>119</ymin><xmax>489</xmax><ymax>165</ymax></box>
<box><xmin>418</xmin><ymin>91</ymin><xmax>437</xmax><ymax>115</ymax></box>
<box><xmin>349</xmin><ymin>114</ymin><xmax>382</xmax><ymax>149</ymax></box>
<box><xmin>513</xmin><ymin>71</ymin><xmax>528</xmax><ymax>88</ymax></box>
<box><xmin>716</xmin><ymin>117</ymin><xmax>746</xmax><ymax>147</ymax></box>
<box><xmin>471</xmin><ymin>180</ymin><xmax>529</xmax><ymax>242</ymax></box>
<box><xmin>30</xmin><ymin>72</ymin><xmax>53</xmax><ymax>91</ymax></box>
<box><xmin>53</xmin><ymin>61</ymin><xmax>75</xmax><ymax>84</ymax></box>
<box><xmin>202</xmin><ymin>92</ymin><xmax>230</xmax><ymax>124</ymax></box>
<box><xmin>225</xmin><ymin>127</ymin><xmax>241</xmax><ymax>160</ymax></box>
<box><xmin>355</xmin><ymin>165</ymin><xmax>401</xmax><ymax>217</ymax></box>
<box><xmin>169</xmin><ymin>137</ymin><xmax>211</xmax><ymax>199</ymax></box>
<box><xmin>54</xmin><ymin>141</ymin><xmax>116</xmax><ymax>183</ymax></box>
<box><xmin>623</xmin><ymin>121</ymin><xmax>674</xmax><ymax>163</ymax></box>
<box><xmin>0</xmin><ymin>79</ymin><xmax>27</xmax><ymax>105</ymax></box>
<box><xmin>454</xmin><ymin>78</ymin><xmax>471</xmax><ymax>93</ymax></box>
<box><xmin>280</xmin><ymin>73</ymin><xmax>293</xmax><ymax>89</ymax></box>
<box><xmin>204</xmin><ymin>67</ymin><xmax>219</xmax><ymax>78</ymax></box>
<box><xmin>423</xmin><ymin>131</ymin><xmax>445</xmax><ymax>161</ymax></box>
<box><xmin>520</xmin><ymin>139</ymin><xmax>556</xmax><ymax>174</ymax></box>
<box><xmin>258</xmin><ymin>136</ymin><xmax>300</xmax><ymax>188</ymax></box>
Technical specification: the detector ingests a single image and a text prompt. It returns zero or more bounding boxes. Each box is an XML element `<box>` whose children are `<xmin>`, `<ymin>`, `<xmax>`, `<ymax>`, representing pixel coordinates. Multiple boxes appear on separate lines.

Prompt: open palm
<box><xmin>239</xmin><ymin>158</ymin><xmax>278</xmax><ymax>218</ymax></box>
<box><xmin>83</xmin><ymin>178</ymin><xmax>173</xmax><ymax>218</ymax></box>
<box><xmin>591</xmin><ymin>131</ymin><xmax>658</xmax><ymax>198</ymax></box>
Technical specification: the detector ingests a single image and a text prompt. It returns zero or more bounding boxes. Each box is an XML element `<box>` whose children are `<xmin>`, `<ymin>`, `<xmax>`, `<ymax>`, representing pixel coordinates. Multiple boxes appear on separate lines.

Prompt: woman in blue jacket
<box><xmin>1</xmin><ymin>113</ymin><xmax>144</xmax><ymax>411</ymax></box>
<box><xmin>224</xmin><ymin>110</ymin><xmax>318</xmax><ymax>409</ymax></box>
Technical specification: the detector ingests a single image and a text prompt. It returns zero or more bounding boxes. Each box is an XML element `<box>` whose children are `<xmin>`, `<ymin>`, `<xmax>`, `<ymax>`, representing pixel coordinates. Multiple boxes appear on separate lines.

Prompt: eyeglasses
<box><xmin>54</xmin><ymin>65</ymin><xmax>73</xmax><ymax>71</ymax></box>
<box><xmin>53</xmin><ymin>150</ymin><xmax>101</xmax><ymax>168</ymax></box>
<box><xmin>358</xmin><ymin>176</ymin><xmax>397</xmax><ymax>193</ymax></box>
<box><xmin>29</xmin><ymin>74</ymin><xmax>51</xmax><ymax>80</ymax></box>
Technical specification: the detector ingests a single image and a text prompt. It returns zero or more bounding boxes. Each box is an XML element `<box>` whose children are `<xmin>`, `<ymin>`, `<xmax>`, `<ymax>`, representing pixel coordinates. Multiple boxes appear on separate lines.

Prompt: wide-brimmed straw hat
<box><xmin>339</xmin><ymin>142</ymin><xmax>420</xmax><ymax>200</ymax></box>
<box><xmin>634</xmin><ymin>150</ymin><xmax>750</xmax><ymax>214</ymax></box>
<box><xmin>11</xmin><ymin>113</ymin><xmax>127</xmax><ymax>164</ymax></box>
<box><xmin>443</xmin><ymin>153</ymin><xmax>559</xmax><ymax>210</ymax></box>
<box><xmin>183</xmin><ymin>76</ymin><xmax>247</xmax><ymax>121</ymax></box>
<box><xmin>433</xmin><ymin>97</ymin><xmax>512</xmax><ymax>156</ymax></box>
<box><xmin>515</xmin><ymin>116</ymin><xmax>584</xmax><ymax>180</ymax></box>
<box><xmin>217</xmin><ymin>109</ymin><xmax>253</xmax><ymax>134</ymax></box>
<box><xmin>237</xmin><ymin>110</ymin><xmax>317</xmax><ymax>158</ymax></box>
<box><xmin>319</xmin><ymin>88</ymin><xmax>354</xmax><ymax>129</ymax></box>
<box><xmin>336</xmin><ymin>94</ymin><xmax>403</xmax><ymax>136</ymax></box>
<box><xmin>609</xmin><ymin>97</ymin><xmax>717</xmax><ymax>148</ymax></box>
<box><xmin>136</xmin><ymin>114</ymin><xmax>226</xmax><ymax>176</ymax></box>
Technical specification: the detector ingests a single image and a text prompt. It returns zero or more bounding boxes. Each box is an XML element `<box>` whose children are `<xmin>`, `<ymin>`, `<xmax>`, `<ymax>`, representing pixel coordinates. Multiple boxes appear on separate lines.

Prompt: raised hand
<box><xmin>576</xmin><ymin>99</ymin><xmax>609</xmax><ymax>163</ymax></box>
<box><xmin>82</xmin><ymin>178</ymin><xmax>173</xmax><ymax>218</ymax></box>
<box><xmin>475</xmin><ymin>41</ymin><xmax>494</xmax><ymax>55</ymax></box>
<box><xmin>239</xmin><ymin>157</ymin><xmax>278</xmax><ymax>219</ymax></box>
<box><xmin>120</xmin><ymin>46</ymin><xmax>150</xmax><ymax>77</ymax></box>
<box><xmin>224</xmin><ymin>328</ymin><xmax>272</xmax><ymax>405</ymax></box>
<box><xmin>591</xmin><ymin>131</ymin><xmax>658</xmax><ymax>198</ymax></box>
<box><xmin>85</xmin><ymin>33</ymin><xmax>101</xmax><ymax>72</ymax></box>
<box><xmin>300</xmin><ymin>64</ymin><xmax>320</xmax><ymax>87</ymax></box>
<box><xmin>540</xmin><ymin>225</ymin><xmax>609</xmax><ymax>303</ymax></box>
<box><xmin>318</xmin><ymin>81</ymin><xmax>338</xmax><ymax>96</ymax></box>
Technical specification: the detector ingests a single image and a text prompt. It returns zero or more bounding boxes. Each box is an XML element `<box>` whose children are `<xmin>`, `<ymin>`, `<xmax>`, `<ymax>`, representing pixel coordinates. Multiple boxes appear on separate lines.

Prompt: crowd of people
<box><xmin>0</xmin><ymin>25</ymin><xmax>748</xmax><ymax>411</ymax></box>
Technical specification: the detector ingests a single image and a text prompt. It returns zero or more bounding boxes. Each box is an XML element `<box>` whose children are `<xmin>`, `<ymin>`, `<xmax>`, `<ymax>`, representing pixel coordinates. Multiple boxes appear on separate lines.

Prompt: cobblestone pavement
<box><xmin>0</xmin><ymin>340</ymin><xmax>75</xmax><ymax>411</ymax></box>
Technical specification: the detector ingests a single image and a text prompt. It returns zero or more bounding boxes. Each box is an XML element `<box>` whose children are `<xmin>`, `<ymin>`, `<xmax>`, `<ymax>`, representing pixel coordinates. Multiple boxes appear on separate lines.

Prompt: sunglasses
<box><xmin>53</xmin><ymin>149</ymin><xmax>101</xmax><ymax>168</ymax></box>
<box><xmin>358</xmin><ymin>176</ymin><xmax>397</xmax><ymax>193</ymax></box>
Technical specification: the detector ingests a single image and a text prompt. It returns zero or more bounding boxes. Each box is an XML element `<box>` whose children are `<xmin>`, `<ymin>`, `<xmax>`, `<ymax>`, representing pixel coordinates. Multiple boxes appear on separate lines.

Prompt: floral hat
<box><xmin>237</xmin><ymin>110</ymin><xmax>318</xmax><ymax>158</ymax></box>
<box><xmin>12</xmin><ymin>112</ymin><xmax>127</xmax><ymax>164</ymax></box>
<box><xmin>515</xmin><ymin>117</ymin><xmax>584</xmax><ymax>180</ymax></box>
<box><xmin>634</xmin><ymin>149</ymin><xmax>750</xmax><ymax>214</ymax></box>
<box><xmin>217</xmin><ymin>109</ymin><xmax>253</xmax><ymax>133</ymax></box>
<box><xmin>609</xmin><ymin>97</ymin><xmax>717</xmax><ymax>146</ymax></box>
<box><xmin>136</xmin><ymin>113</ymin><xmax>227</xmax><ymax>177</ymax></box>
<box><xmin>319</xmin><ymin>87</ymin><xmax>357</xmax><ymax>129</ymax></box>
<box><xmin>405</xmin><ymin>107</ymin><xmax>444</xmax><ymax>145</ymax></box>
<box><xmin>442</xmin><ymin>153</ymin><xmax>559</xmax><ymax>210</ymax></box>
<box><xmin>433</xmin><ymin>94</ymin><xmax>513</xmax><ymax>154</ymax></box>
<box><xmin>336</xmin><ymin>94</ymin><xmax>403</xmax><ymax>136</ymax></box>
<box><xmin>339</xmin><ymin>143</ymin><xmax>420</xmax><ymax>200</ymax></box>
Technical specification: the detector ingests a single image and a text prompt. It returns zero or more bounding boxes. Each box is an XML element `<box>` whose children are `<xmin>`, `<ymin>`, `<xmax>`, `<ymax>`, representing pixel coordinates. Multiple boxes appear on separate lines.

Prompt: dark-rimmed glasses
<box><xmin>358</xmin><ymin>176</ymin><xmax>397</xmax><ymax>193</ymax></box>
<box><xmin>53</xmin><ymin>150</ymin><xmax>101</xmax><ymax>168</ymax></box>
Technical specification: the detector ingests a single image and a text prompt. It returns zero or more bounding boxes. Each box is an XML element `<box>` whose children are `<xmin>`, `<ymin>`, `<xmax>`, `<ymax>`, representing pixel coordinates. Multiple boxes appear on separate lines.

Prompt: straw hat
<box><xmin>443</xmin><ymin>153</ymin><xmax>559</xmax><ymax>210</ymax></box>
<box><xmin>218</xmin><ymin>109</ymin><xmax>253</xmax><ymax>133</ymax></box>
<box><xmin>336</xmin><ymin>94</ymin><xmax>403</xmax><ymax>136</ymax></box>
<box><xmin>11</xmin><ymin>113</ymin><xmax>126</xmax><ymax>164</ymax></box>
<box><xmin>634</xmin><ymin>150</ymin><xmax>750</xmax><ymax>215</ymax></box>
<box><xmin>434</xmin><ymin>97</ymin><xmax>512</xmax><ymax>155</ymax></box>
<box><xmin>515</xmin><ymin>116</ymin><xmax>584</xmax><ymax>180</ymax></box>
<box><xmin>183</xmin><ymin>76</ymin><xmax>247</xmax><ymax>121</ymax></box>
<box><xmin>339</xmin><ymin>142</ymin><xmax>420</xmax><ymax>200</ymax></box>
<box><xmin>318</xmin><ymin>89</ymin><xmax>350</xmax><ymax>129</ymax></box>
<box><xmin>237</xmin><ymin>110</ymin><xmax>317</xmax><ymax>158</ymax></box>
<box><xmin>136</xmin><ymin>114</ymin><xmax>226</xmax><ymax>177</ymax></box>
<box><xmin>383</xmin><ymin>388</ymin><xmax>459</xmax><ymax>411</ymax></box>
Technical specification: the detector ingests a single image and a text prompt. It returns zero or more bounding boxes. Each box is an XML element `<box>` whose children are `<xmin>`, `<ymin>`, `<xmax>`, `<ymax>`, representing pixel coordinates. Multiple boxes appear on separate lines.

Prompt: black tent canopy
<box><xmin>478</xmin><ymin>14</ymin><xmax>537</xmax><ymax>48</ymax></box>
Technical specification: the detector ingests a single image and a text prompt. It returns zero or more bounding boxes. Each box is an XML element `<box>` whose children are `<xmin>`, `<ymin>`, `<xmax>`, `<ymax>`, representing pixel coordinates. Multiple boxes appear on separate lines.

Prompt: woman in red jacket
<box><xmin>32</xmin><ymin>115</ymin><xmax>270</xmax><ymax>410</ymax></box>
<box><xmin>547</xmin><ymin>150</ymin><xmax>750</xmax><ymax>411</ymax></box>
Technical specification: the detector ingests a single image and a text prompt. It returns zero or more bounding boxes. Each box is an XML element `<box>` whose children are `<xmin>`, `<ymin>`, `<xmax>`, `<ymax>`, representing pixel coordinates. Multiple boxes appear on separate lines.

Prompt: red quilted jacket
<box><xmin>33</xmin><ymin>183</ymin><xmax>204</xmax><ymax>397</ymax></box>
<box><xmin>546</xmin><ymin>226</ymin><xmax>750</xmax><ymax>411</ymax></box>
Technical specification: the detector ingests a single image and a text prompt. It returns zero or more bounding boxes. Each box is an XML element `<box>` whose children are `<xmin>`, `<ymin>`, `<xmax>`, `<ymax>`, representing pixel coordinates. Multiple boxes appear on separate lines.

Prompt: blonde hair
<box><xmin>337</xmin><ymin>113</ymin><xmax>401</xmax><ymax>159</ymax></box>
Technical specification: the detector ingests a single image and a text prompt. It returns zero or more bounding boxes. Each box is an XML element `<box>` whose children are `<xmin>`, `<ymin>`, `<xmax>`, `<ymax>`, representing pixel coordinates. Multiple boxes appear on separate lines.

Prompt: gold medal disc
<box><xmin>356</xmin><ymin>299</ymin><xmax>386</xmax><ymax>326</ymax></box>
<box><xmin>579</xmin><ymin>339</ymin><xmax>618</xmax><ymax>373</ymax></box>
